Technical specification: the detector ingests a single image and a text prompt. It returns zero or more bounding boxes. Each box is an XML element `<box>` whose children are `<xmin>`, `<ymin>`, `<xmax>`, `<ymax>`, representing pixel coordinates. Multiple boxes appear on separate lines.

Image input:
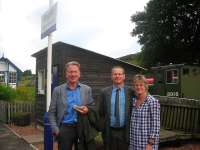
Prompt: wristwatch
<box><xmin>148</xmin><ymin>138</ymin><xmax>155</xmax><ymax>145</ymax></box>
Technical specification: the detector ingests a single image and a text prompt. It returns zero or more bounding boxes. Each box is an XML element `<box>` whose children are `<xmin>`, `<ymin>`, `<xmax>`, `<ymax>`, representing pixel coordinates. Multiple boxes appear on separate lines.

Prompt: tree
<box><xmin>131</xmin><ymin>0</ymin><xmax>200</xmax><ymax>67</ymax></box>
<box><xmin>23</xmin><ymin>70</ymin><xmax>32</xmax><ymax>76</ymax></box>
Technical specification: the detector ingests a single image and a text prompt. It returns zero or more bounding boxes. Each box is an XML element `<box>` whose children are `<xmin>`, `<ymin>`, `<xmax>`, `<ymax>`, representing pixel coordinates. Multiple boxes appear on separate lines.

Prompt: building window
<box><xmin>166</xmin><ymin>69</ymin><xmax>178</xmax><ymax>84</ymax></box>
<box><xmin>0</xmin><ymin>72</ymin><xmax>5</xmax><ymax>83</ymax></box>
<box><xmin>9</xmin><ymin>72</ymin><xmax>17</xmax><ymax>83</ymax></box>
<box><xmin>38</xmin><ymin>69</ymin><xmax>45</xmax><ymax>94</ymax></box>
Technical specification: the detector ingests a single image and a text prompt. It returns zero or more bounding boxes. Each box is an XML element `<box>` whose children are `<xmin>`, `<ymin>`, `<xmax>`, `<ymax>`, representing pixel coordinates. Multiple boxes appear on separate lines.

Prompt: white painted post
<box><xmin>46</xmin><ymin>0</ymin><xmax>54</xmax><ymax>111</ymax></box>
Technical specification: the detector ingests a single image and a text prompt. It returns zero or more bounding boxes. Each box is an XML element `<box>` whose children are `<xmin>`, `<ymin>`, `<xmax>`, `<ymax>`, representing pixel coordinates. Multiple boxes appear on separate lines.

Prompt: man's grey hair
<box><xmin>65</xmin><ymin>61</ymin><xmax>80</xmax><ymax>70</ymax></box>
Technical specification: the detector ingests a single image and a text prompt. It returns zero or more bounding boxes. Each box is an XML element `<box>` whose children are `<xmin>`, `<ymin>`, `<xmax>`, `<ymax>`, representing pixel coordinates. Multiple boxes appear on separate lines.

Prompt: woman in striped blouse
<box><xmin>129</xmin><ymin>74</ymin><xmax>160</xmax><ymax>150</ymax></box>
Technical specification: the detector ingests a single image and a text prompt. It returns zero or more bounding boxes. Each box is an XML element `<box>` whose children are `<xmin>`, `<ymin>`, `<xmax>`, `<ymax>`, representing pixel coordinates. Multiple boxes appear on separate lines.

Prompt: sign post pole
<box><xmin>46</xmin><ymin>0</ymin><xmax>53</xmax><ymax>112</ymax></box>
<box><xmin>41</xmin><ymin>0</ymin><xmax>57</xmax><ymax>150</ymax></box>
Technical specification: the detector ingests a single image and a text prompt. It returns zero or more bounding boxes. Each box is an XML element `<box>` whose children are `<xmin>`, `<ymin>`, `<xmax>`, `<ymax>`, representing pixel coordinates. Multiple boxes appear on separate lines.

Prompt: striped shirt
<box><xmin>129</xmin><ymin>95</ymin><xmax>160</xmax><ymax>150</ymax></box>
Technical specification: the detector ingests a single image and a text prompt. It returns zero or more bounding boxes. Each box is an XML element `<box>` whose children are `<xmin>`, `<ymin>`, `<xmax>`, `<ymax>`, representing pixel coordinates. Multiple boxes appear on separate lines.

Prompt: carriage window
<box><xmin>166</xmin><ymin>69</ymin><xmax>178</xmax><ymax>84</ymax></box>
<box><xmin>182</xmin><ymin>68</ymin><xmax>189</xmax><ymax>76</ymax></box>
<box><xmin>192</xmin><ymin>68</ymin><xmax>198</xmax><ymax>76</ymax></box>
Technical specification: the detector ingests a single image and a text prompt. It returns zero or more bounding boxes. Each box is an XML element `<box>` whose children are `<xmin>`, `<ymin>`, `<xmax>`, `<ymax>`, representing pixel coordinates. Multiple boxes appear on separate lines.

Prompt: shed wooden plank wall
<box><xmin>34</xmin><ymin>42</ymin><xmax>143</xmax><ymax>123</ymax></box>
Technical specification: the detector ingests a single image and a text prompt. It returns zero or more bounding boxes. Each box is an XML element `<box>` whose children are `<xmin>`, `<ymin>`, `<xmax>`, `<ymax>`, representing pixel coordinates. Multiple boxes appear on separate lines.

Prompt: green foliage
<box><xmin>0</xmin><ymin>84</ymin><xmax>35</xmax><ymax>102</ymax></box>
<box><xmin>0</xmin><ymin>74</ymin><xmax>35</xmax><ymax>102</ymax></box>
<box><xmin>95</xmin><ymin>132</ymin><xmax>103</xmax><ymax>144</ymax></box>
<box><xmin>131</xmin><ymin>0</ymin><xmax>200</xmax><ymax>67</ymax></box>
<box><xmin>15</xmin><ymin>74</ymin><xmax>36</xmax><ymax>102</ymax></box>
<box><xmin>118</xmin><ymin>52</ymin><xmax>143</xmax><ymax>66</ymax></box>
<box><xmin>19</xmin><ymin>74</ymin><xmax>35</xmax><ymax>87</ymax></box>
<box><xmin>15</xmin><ymin>86</ymin><xmax>35</xmax><ymax>102</ymax></box>
<box><xmin>22</xmin><ymin>69</ymin><xmax>32</xmax><ymax>76</ymax></box>
<box><xmin>0</xmin><ymin>84</ymin><xmax>16</xmax><ymax>102</ymax></box>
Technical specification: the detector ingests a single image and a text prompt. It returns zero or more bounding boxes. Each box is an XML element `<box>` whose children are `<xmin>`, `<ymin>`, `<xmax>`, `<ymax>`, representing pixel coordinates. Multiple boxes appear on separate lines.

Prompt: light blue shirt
<box><xmin>63</xmin><ymin>84</ymin><xmax>81</xmax><ymax>124</ymax></box>
<box><xmin>110</xmin><ymin>86</ymin><xmax>125</xmax><ymax>127</ymax></box>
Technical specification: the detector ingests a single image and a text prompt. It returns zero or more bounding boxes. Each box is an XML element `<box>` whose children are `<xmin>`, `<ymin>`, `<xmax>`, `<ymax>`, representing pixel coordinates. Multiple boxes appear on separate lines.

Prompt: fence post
<box><xmin>44</xmin><ymin>112</ymin><xmax>53</xmax><ymax>150</ymax></box>
<box><xmin>7</xmin><ymin>102</ymin><xmax>10</xmax><ymax>124</ymax></box>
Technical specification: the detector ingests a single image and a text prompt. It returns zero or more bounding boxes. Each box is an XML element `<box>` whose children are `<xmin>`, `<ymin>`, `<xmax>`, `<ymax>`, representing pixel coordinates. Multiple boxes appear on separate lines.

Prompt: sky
<box><xmin>0</xmin><ymin>0</ymin><xmax>149</xmax><ymax>73</ymax></box>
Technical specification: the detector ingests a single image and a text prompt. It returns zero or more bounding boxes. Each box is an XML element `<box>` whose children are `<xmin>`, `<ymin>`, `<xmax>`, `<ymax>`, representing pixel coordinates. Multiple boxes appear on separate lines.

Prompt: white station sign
<box><xmin>41</xmin><ymin>2</ymin><xmax>57</xmax><ymax>39</ymax></box>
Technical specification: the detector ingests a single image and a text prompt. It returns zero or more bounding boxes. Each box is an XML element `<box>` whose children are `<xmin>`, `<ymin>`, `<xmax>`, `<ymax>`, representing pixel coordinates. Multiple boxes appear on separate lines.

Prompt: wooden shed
<box><xmin>32</xmin><ymin>41</ymin><xmax>145</xmax><ymax>124</ymax></box>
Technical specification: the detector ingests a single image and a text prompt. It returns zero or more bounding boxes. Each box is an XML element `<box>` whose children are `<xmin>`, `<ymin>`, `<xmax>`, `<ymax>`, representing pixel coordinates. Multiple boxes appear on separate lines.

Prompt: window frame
<box><xmin>38</xmin><ymin>69</ymin><xmax>45</xmax><ymax>94</ymax></box>
<box><xmin>9</xmin><ymin>72</ymin><xmax>17</xmax><ymax>84</ymax></box>
<box><xmin>165</xmin><ymin>69</ymin><xmax>179</xmax><ymax>84</ymax></box>
<box><xmin>0</xmin><ymin>71</ymin><xmax>5</xmax><ymax>83</ymax></box>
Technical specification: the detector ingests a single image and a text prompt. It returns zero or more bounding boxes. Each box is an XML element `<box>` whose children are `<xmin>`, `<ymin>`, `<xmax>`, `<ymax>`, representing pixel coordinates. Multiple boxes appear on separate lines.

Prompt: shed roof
<box><xmin>32</xmin><ymin>41</ymin><xmax>146</xmax><ymax>71</ymax></box>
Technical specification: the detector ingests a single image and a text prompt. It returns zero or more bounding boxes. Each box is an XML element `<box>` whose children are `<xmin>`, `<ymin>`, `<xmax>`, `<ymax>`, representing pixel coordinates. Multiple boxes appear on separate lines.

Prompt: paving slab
<box><xmin>23</xmin><ymin>134</ymin><xmax>43</xmax><ymax>144</ymax></box>
<box><xmin>0</xmin><ymin>122</ymin><xmax>34</xmax><ymax>150</ymax></box>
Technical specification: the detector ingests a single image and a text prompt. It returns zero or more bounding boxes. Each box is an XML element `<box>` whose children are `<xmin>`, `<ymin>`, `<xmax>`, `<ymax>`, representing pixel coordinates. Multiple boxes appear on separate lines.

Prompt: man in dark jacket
<box><xmin>48</xmin><ymin>61</ymin><xmax>97</xmax><ymax>150</ymax></box>
<box><xmin>98</xmin><ymin>66</ymin><xmax>133</xmax><ymax>150</ymax></box>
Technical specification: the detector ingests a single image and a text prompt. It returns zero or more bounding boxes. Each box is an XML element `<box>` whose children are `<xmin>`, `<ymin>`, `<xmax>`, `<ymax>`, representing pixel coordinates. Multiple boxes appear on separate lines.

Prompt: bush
<box><xmin>15</xmin><ymin>86</ymin><xmax>35</xmax><ymax>102</ymax></box>
<box><xmin>0</xmin><ymin>84</ymin><xmax>16</xmax><ymax>102</ymax></box>
<box><xmin>12</xmin><ymin>112</ymin><xmax>31</xmax><ymax>126</ymax></box>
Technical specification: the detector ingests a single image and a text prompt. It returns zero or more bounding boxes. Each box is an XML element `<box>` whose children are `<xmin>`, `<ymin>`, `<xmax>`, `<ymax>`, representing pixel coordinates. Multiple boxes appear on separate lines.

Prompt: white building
<box><xmin>0</xmin><ymin>56</ymin><xmax>22</xmax><ymax>88</ymax></box>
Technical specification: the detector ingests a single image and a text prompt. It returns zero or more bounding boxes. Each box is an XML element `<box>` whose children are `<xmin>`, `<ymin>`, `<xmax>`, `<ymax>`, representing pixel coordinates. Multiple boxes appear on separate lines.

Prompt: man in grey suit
<box><xmin>48</xmin><ymin>61</ymin><xmax>97</xmax><ymax>150</ymax></box>
<box><xmin>98</xmin><ymin>66</ymin><xmax>134</xmax><ymax>150</ymax></box>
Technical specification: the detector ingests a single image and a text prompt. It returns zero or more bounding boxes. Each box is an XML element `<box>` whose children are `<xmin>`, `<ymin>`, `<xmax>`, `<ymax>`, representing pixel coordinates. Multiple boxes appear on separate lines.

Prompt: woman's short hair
<box><xmin>132</xmin><ymin>74</ymin><xmax>149</xmax><ymax>91</ymax></box>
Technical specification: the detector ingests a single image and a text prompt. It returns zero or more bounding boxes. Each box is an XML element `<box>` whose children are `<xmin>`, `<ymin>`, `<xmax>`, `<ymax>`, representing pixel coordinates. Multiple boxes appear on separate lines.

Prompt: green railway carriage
<box><xmin>149</xmin><ymin>64</ymin><xmax>200</xmax><ymax>99</ymax></box>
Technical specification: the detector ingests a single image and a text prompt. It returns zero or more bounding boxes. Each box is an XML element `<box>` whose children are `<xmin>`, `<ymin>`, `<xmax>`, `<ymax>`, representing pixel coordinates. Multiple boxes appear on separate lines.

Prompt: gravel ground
<box><xmin>8</xmin><ymin>124</ymin><xmax>59</xmax><ymax>150</ymax></box>
<box><xmin>160</xmin><ymin>143</ymin><xmax>200</xmax><ymax>150</ymax></box>
<box><xmin>8</xmin><ymin>124</ymin><xmax>41</xmax><ymax>136</ymax></box>
<box><xmin>8</xmin><ymin>124</ymin><xmax>200</xmax><ymax>150</ymax></box>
